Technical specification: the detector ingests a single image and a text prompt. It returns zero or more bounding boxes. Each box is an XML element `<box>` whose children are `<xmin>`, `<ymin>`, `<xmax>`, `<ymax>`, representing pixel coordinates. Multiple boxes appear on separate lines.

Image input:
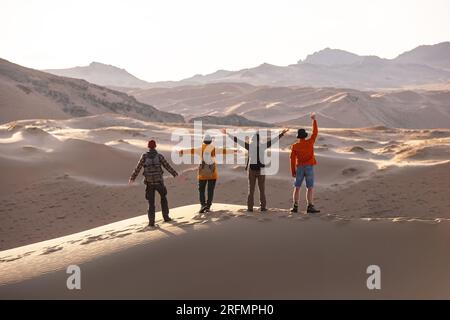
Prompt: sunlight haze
<box><xmin>1</xmin><ymin>0</ymin><xmax>450</xmax><ymax>81</ymax></box>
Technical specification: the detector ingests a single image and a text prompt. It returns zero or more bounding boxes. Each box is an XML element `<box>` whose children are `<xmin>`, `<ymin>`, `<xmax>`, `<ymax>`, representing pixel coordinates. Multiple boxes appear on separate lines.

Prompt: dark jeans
<box><xmin>198</xmin><ymin>179</ymin><xmax>216</xmax><ymax>207</ymax></box>
<box><xmin>145</xmin><ymin>183</ymin><xmax>170</xmax><ymax>225</ymax></box>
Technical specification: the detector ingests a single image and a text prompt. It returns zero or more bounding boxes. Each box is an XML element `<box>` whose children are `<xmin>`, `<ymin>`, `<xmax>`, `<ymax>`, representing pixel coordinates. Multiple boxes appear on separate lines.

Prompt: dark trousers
<box><xmin>248</xmin><ymin>169</ymin><xmax>266</xmax><ymax>210</ymax></box>
<box><xmin>145</xmin><ymin>183</ymin><xmax>170</xmax><ymax>225</ymax></box>
<box><xmin>198</xmin><ymin>179</ymin><xmax>216</xmax><ymax>207</ymax></box>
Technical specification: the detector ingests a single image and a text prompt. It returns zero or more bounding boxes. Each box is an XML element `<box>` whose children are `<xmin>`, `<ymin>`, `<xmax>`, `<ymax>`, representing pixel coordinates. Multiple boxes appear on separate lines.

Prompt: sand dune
<box><xmin>129</xmin><ymin>83</ymin><xmax>450</xmax><ymax>128</ymax></box>
<box><xmin>1</xmin><ymin>203</ymin><xmax>449</xmax><ymax>299</ymax></box>
<box><xmin>1</xmin><ymin>117</ymin><xmax>449</xmax><ymax>251</ymax></box>
<box><xmin>1</xmin><ymin>114</ymin><xmax>449</xmax><ymax>299</ymax></box>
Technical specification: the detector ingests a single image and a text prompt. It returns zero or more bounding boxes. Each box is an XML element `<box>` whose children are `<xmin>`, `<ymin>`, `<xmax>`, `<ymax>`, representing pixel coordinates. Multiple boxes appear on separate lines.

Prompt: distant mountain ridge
<box><xmin>170</xmin><ymin>42</ymin><xmax>450</xmax><ymax>90</ymax></box>
<box><xmin>45</xmin><ymin>62</ymin><xmax>150</xmax><ymax>88</ymax></box>
<box><xmin>394</xmin><ymin>42</ymin><xmax>450</xmax><ymax>70</ymax></box>
<box><xmin>43</xmin><ymin>42</ymin><xmax>450</xmax><ymax>91</ymax></box>
<box><xmin>0</xmin><ymin>58</ymin><xmax>183</xmax><ymax>124</ymax></box>
<box><xmin>299</xmin><ymin>48</ymin><xmax>365</xmax><ymax>66</ymax></box>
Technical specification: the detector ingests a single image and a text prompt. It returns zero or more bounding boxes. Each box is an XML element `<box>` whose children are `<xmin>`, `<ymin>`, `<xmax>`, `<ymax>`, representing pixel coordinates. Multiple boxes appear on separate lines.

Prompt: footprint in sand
<box><xmin>392</xmin><ymin>217</ymin><xmax>407</xmax><ymax>223</ymax></box>
<box><xmin>40</xmin><ymin>245</ymin><xmax>63</xmax><ymax>255</ymax></box>
<box><xmin>239</xmin><ymin>215</ymin><xmax>256</xmax><ymax>220</ymax></box>
<box><xmin>171</xmin><ymin>221</ymin><xmax>200</xmax><ymax>228</ymax></box>
<box><xmin>334</xmin><ymin>218</ymin><xmax>351</xmax><ymax>225</ymax></box>
<box><xmin>80</xmin><ymin>235</ymin><xmax>108</xmax><ymax>245</ymax></box>
<box><xmin>137</xmin><ymin>226</ymin><xmax>153</xmax><ymax>233</ymax></box>
<box><xmin>363</xmin><ymin>218</ymin><xmax>381</xmax><ymax>222</ymax></box>
<box><xmin>294</xmin><ymin>215</ymin><xmax>310</xmax><ymax>221</ymax></box>
<box><xmin>407</xmin><ymin>218</ymin><xmax>442</xmax><ymax>225</ymax></box>
<box><xmin>114</xmin><ymin>232</ymin><xmax>132</xmax><ymax>238</ymax></box>
<box><xmin>215</xmin><ymin>215</ymin><xmax>232</xmax><ymax>222</ymax></box>
<box><xmin>68</xmin><ymin>239</ymin><xmax>83</xmax><ymax>244</ymax></box>
<box><xmin>0</xmin><ymin>256</ymin><xmax>22</xmax><ymax>263</ymax></box>
<box><xmin>278</xmin><ymin>214</ymin><xmax>295</xmax><ymax>219</ymax></box>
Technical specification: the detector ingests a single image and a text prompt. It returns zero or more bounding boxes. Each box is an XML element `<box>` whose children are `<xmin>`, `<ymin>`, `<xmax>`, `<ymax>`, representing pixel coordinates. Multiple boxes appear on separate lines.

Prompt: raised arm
<box><xmin>129</xmin><ymin>154</ymin><xmax>145</xmax><ymax>182</ymax></box>
<box><xmin>159</xmin><ymin>154</ymin><xmax>178</xmax><ymax>177</ymax></box>
<box><xmin>267</xmin><ymin>128</ymin><xmax>289</xmax><ymax>148</ymax></box>
<box><xmin>221</xmin><ymin>129</ymin><xmax>249</xmax><ymax>150</ymax></box>
<box><xmin>310</xmin><ymin>115</ymin><xmax>318</xmax><ymax>144</ymax></box>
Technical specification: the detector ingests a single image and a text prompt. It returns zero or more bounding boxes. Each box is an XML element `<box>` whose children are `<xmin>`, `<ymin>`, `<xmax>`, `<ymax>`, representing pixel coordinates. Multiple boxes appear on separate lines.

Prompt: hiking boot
<box><xmin>148</xmin><ymin>222</ymin><xmax>155</xmax><ymax>228</ymax></box>
<box><xmin>247</xmin><ymin>208</ymin><xmax>253</xmax><ymax>212</ymax></box>
<box><xmin>260</xmin><ymin>207</ymin><xmax>267</xmax><ymax>212</ymax></box>
<box><xmin>205</xmin><ymin>205</ymin><xmax>211</xmax><ymax>212</ymax></box>
<box><xmin>290</xmin><ymin>204</ymin><xmax>298</xmax><ymax>213</ymax></box>
<box><xmin>199</xmin><ymin>205</ymin><xmax>208</xmax><ymax>213</ymax></box>
<box><xmin>307</xmin><ymin>204</ymin><xmax>320</xmax><ymax>214</ymax></box>
<box><xmin>164</xmin><ymin>217</ymin><xmax>173</xmax><ymax>222</ymax></box>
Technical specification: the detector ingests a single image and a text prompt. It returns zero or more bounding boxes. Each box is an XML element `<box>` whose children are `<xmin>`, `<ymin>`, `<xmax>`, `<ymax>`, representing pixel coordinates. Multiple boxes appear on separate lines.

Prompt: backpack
<box><xmin>198</xmin><ymin>148</ymin><xmax>216</xmax><ymax>178</ymax></box>
<box><xmin>143</xmin><ymin>152</ymin><xmax>163</xmax><ymax>177</ymax></box>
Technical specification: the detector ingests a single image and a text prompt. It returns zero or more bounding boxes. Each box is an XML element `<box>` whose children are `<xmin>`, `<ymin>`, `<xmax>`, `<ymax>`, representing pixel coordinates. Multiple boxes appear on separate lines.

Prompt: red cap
<box><xmin>147</xmin><ymin>140</ymin><xmax>156</xmax><ymax>149</ymax></box>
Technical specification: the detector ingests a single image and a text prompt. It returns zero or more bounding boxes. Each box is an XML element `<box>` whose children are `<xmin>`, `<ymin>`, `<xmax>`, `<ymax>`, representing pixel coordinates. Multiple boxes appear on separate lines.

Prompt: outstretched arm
<box><xmin>267</xmin><ymin>128</ymin><xmax>289</xmax><ymax>148</ymax></box>
<box><xmin>129</xmin><ymin>154</ymin><xmax>145</xmax><ymax>183</ymax></box>
<box><xmin>221</xmin><ymin>129</ymin><xmax>249</xmax><ymax>150</ymax></box>
<box><xmin>178</xmin><ymin>147</ymin><xmax>197</xmax><ymax>156</ymax></box>
<box><xmin>160</xmin><ymin>155</ymin><xmax>178</xmax><ymax>177</ymax></box>
<box><xmin>215</xmin><ymin>147</ymin><xmax>238</xmax><ymax>155</ymax></box>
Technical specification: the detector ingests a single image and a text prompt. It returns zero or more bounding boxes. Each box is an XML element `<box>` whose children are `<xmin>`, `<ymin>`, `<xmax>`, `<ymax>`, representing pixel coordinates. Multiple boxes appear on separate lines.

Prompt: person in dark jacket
<box><xmin>222</xmin><ymin>128</ymin><xmax>288</xmax><ymax>212</ymax></box>
<box><xmin>129</xmin><ymin>139</ymin><xmax>178</xmax><ymax>227</ymax></box>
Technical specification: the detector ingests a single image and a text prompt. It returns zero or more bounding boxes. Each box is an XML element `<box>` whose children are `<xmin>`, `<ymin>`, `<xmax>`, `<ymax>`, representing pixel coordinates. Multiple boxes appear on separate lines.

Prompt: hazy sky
<box><xmin>1</xmin><ymin>0</ymin><xmax>450</xmax><ymax>82</ymax></box>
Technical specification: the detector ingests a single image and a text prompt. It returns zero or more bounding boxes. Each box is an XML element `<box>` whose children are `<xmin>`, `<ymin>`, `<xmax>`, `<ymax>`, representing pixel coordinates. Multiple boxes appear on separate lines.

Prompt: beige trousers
<box><xmin>247</xmin><ymin>169</ymin><xmax>266</xmax><ymax>210</ymax></box>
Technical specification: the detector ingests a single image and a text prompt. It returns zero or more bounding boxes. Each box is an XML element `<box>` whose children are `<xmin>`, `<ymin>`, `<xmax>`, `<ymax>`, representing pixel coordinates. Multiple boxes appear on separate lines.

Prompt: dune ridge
<box><xmin>1</xmin><ymin>203</ymin><xmax>450</xmax><ymax>299</ymax></box>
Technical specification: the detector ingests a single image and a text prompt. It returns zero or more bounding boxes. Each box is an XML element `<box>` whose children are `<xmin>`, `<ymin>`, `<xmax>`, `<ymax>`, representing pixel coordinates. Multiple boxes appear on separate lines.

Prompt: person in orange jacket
<box><xmin>179</xmin><ymin>134</ymin><xmax>236</xmax><ymax>213</ymax></box>
<box><xmin>290</xmin><ymin>113</ymin><xmax>320</xmax><ymax>214</ymax></box>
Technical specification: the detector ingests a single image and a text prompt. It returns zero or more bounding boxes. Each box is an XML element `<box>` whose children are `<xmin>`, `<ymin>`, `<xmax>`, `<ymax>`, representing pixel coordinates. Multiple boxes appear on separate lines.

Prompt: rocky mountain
<box><xmin>151</xmin><ymin>42</ymin><xmax>450</xmax><ymax>90</ymax></box>
<box><xmin>394</xmin><ymin>42</ymin><xmax>450</xmax><ymax>70</ymax></box>
<box><xmin>0</xmin><ymin>58</ymin><xmax>184</xmax><ymax>124</ymax></box>
<box><xmin>44</xmin><ymin>43</ymin><xmax>450</xmax><ymax>91</ymax></box>
<box><xmin>299</xmin><ymin>48</ymin><xmax>364</xmax><ymax>66</ymax></box>
<box><xmin>45</xmin><ymin>62</ymin><xmax>150</xmax><ymax>88</ymax></box>
<box><xmin>128</xmin><ymin>82</ymin><xmax>450</xmax><ymax>129</ymax></box>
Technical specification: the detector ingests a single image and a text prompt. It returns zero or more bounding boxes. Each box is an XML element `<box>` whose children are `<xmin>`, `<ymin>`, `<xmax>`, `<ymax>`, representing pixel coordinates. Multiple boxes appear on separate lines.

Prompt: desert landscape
<box><xmin>1</xmin><ymin>33</ymin><xmax>450</xmax><ymax>299</ymax></box>
<box><xmin>1</xmin><ymin>82</ymin><xmax>450</xmax><ymax>298</ymax></box>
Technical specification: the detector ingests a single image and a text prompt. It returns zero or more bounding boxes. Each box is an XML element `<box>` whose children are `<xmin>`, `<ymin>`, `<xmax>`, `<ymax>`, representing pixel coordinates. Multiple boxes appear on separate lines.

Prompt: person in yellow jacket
<box><xmin>179</xmin><ymin>134</ymin><xmax>236</xmax><ymax>213</ymax></box>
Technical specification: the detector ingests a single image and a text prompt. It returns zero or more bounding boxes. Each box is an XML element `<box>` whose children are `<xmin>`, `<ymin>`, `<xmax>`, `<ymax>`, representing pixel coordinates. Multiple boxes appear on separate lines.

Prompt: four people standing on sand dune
<box><xmin>129</xmin><ymin>114</ymin><xmax>319</xmax><ymax>226</ymax></box>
